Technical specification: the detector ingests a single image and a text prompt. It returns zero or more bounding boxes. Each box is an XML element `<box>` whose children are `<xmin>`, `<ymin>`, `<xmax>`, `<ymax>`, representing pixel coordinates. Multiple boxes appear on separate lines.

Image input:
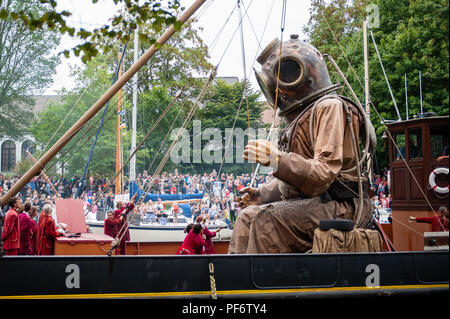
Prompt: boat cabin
<box><xmin>386</xmin><ymin>115</ymin><xmax>449</xmax><ymax>251</ymax></box>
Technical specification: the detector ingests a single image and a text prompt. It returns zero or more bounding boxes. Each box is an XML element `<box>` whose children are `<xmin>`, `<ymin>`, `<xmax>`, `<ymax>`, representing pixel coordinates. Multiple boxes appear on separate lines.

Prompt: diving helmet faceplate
<box><xmin>255</xmin><ymin>35</ymin><xmax>339</xmax><ymax>116</ymax></box>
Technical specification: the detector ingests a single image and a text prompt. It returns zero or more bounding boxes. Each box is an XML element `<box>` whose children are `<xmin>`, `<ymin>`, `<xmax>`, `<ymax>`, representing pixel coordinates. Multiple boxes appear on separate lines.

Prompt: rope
<box><xmin>78</xmin><ymin>30</ymin><xmax>132</xmax><ymax>198</ymax></box>
<box><xmin>318</xmin><ymin>11</ymin><xmax>445</xmax><ymax>229</ymax></box>
<box><xmin>369</xmin><ymin>29</ymin><xmax>402</xmax><ymax>121</ymax></box>
<box><xmin>86</xmin><ymin>83</ymin><xmax>188</xmax><ymax>211</ymax></box>
<box><xmin>218</xmin><ymin>0</ymin><xmax>277</xmax><ymax>180</ymax></box>
<box><xmin>106</xmin><ymin>68</ymin><xmax>218</xmax><ymax>254</ymax></box>
<box><xmin>209</xmin><ymin>262</ymin><xmax>217</xmax><ymax>299</ymax></box>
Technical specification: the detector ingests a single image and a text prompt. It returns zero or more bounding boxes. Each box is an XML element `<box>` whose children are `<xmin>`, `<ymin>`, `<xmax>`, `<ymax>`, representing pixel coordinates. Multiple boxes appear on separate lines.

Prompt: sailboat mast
<box><xmin>237</xmin><ymin>0</ymin><xmax>246</xmax><ymax>81</ymax></box>
<box><xmin>0</xmin><ymin>0</ymin><xmax>208</xmax><ymax>207</ymax></box>
<box><xmin>405</xmin><ymin>73</ymin><xmax>409</xmax><ymax>120</ymax></box>
<box><xmin>130</xmin><ymin>26</ymin><xmax>138</xmax><ymax>183</ymax></box>
<box><xmin>116</xmin><ymin>45</ymin><xmax>123</xmax><ymax>195</ymax></box>
<box><xmin>363</xmin><ymin>20</ymin><xmax>370</xmax><ymax>116</ymax></box>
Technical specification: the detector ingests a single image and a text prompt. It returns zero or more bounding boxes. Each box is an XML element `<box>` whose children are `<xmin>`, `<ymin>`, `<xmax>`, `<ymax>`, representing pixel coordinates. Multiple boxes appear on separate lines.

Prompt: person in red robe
<box><xmin>36</xmin><ymin>204</ymin><xmax>62</xmax><ymax>255</ymax></box>
<box><xmin>28</xmin><ymin>207</ymin><xmax>38</xmax><ymax>255</ymax></box>
<box><xmin>113</xmin><ymin>194</ymin><xmax>137</xmax><ymax>255</ymax></box>
<box><xmin>35</xmin><ymin>200</ymin><xmax>53</xmax><ymax>251</ymax></box>
<box><xmin>176</xmin><ymin>223</ymin><xmax>205</xmax><ymax>255</ymax></box>
<box><xmin>104</xmin><ymin>211</ymin><xmax>121</xmax><ymax>255</ymax></box>
<box><xmin>195</xmin><ymin>215</ymin><xmax>223</xmax><ymax>254</ymax></box>
<box><xmin>2</xmin><ymin>197</ymin><xmax>22</xmax><ymax>255</ymax></box>
<box><xmin>176</xmin><ymin>223</ymin><xmax>194</xmax><ymax>255</ymax></box>
<box><xmin>19</xmin><ymin>202</ymin><xmax>35</xmax><ymax>255</ymax></box>
<box><xmin>409</xmin><ymin>206</ymin><xmax>449</xmax><ymax>232</ymax></box>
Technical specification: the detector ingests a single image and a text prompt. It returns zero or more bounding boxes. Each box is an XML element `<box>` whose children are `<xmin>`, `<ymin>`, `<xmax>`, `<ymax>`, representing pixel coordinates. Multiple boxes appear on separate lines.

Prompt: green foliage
<box><xmin>180</xmin><ymin>79</ymin><xmax>264</xmax><ymax>175</ymax></box>
<box><xmin>303</xmin><ymin>0</ymin><xmax>449</xmax><ymax>172</ymax></box>
<box><xmin>29</xmin><ymin>18</ymin><xmax>216</xmax><ymax>178</ymax></box>
<box><xmin>0</xmin><ymin>0</ymin><xmax>60</xmax><ymax>138</ymax></box>
<box><xmin>0</xmin><ymin>0</ymin><xmax>183</xmax><ymax>63</ymax></box>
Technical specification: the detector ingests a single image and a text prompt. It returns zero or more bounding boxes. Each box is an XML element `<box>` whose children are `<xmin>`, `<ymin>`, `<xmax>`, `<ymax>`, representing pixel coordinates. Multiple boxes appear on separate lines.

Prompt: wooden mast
<box><xmin>0</xmin><ymin>0</ymin><xmax>207</xmax><ymax>206</ymax></box>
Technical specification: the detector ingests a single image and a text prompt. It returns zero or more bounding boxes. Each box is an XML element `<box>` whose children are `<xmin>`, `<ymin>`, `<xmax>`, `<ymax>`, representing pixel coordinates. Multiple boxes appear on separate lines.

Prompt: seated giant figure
<box><xmin>228</xmin><ymin>35</ymin><xmax>377</xmax><ymax>254</ymax></box>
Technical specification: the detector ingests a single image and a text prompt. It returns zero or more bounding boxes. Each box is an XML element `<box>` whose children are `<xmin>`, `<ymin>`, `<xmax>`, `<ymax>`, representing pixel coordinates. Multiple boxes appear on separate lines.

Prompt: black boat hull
<box><xmin>0</xmin><ymin>251</ymin><xmax>447</xmax><ymax>299</ymax></box>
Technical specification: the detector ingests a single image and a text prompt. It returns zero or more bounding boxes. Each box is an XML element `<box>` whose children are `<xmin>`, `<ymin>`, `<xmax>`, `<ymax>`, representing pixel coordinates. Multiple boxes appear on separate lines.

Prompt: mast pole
<box><xmin>363</xmin><ymin>20</ymin><xmax>370</xmax><ymax>116</ymax></box>
<box><xmin>0</xmin><ymin>0</ymin><xmax>207</xmax><ymax>206</ymax></box>
<box><xmin>419</xmin><ymin>71</ymin><xmax>423</xmax><ymax>116</ymax></box>
<box><xmin>130</xmin><ymin>26</ymin><xmax>139</xmax><ymax>183</ymax></box>
<box><xmin>237</xmin><ymin>0</ymin><xmax>246</xmax><ymax>81</ymax></box>
<box><xmin>116</xmin><ymin>45</ymin><xmax>123</xmax><ymax>195</ymax></box>
<box><xmin>405</xmin><ymin>73</ymin><xmax>409</xmax><ymax>120</ymax></box>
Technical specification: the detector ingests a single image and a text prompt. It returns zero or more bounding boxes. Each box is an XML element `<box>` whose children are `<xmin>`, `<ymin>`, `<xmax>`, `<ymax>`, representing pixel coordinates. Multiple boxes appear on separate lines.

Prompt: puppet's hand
<box><xmin>244</xmin><ymin>139</ymin><xmax>280</xmax><ymax>170</ymax></box>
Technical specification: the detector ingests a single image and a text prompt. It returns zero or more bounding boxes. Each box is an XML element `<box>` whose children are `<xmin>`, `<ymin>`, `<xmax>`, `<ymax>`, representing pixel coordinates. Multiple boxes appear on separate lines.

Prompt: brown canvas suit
<box><xmin>228</xmin><ymin>96</ymin><xmax>373</xmax><ymax>254</ymax></box>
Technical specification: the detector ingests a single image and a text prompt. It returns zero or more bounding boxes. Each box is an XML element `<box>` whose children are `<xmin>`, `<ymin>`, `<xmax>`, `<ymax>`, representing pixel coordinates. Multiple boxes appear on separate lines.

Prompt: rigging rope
<box><xmin>78</xmin><ymin>30</ymin><xmax>133</xmax><ymax>198</ymax></box>
<box><xmin>217</xmin><ymin>0</ymin><xmax>275</xmax><ymax>179</ymax></box>
<box><xmin>248</xmin><ymin>0</ymin><xmax>286</xmax><ymax>185</ymax></box>
<box><xmin>318</xmin><ymin>10</ymin><xmax>444</xmax><ymax>229</ymax></box>
<box><xmin>107</xmin><ymin>67</ymin><xmax>218</xmax><ymax>255</ymax></box>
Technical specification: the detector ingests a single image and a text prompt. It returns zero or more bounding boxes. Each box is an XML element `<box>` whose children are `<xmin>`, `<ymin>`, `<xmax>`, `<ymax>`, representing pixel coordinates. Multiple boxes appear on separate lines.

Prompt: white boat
<box><xmin>86</xmin><ymin>213</ymin><xmax>232</xmax><ymax>242</ymax></box>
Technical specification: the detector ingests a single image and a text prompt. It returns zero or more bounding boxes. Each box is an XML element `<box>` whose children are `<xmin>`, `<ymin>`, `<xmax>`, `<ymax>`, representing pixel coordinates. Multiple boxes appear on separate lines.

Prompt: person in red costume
<box><xmin>28</xmin><ymin>207</ymin><xmax>38</xmax><ymax>255</ymax></box>
<box><xmin>409</xmin><ymin>206</ymin><xmax>449</xmax><ymax>232</ymax></box>
<box><xmin>36</xmin><ymin>204</ymin><xmax>62</xmax><ymax>255</ymax></box>
<box><xmin>113</xmin><ymin>193</ymin><xmax>137</xmax><ymax>255</ymax></box>
<box><xmin>19</xmin><ymin>202</ymin><xmax>35</xmax><ymax>255</ymax></box>
<box><xmin>35</xmin><ymin>200</ymin><xmax>53</xmax><ymax>251</ymax></box>
<box><xmin>104</xmin><ymin>211</ymin><xmax>121</xmax><ymax>255</ymax></box>
<box><xmin>2</xmin><ymin>197</ymin><xmax>22</xmax><ymax>255</ymax></box>
<box><xmin>195</xmin><ymin>215</ymin><xmax>223</xmax><ymax>254</ymax></box>
<box><xmin>176</xmin><ymin>223</ymin><xmax>205</xmax><ymax>255</ymax></box>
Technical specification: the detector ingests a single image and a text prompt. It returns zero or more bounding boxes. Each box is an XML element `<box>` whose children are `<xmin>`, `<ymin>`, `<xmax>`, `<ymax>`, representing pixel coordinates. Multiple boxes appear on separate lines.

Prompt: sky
<box><xmin>45</xmin><ymin>0</ymin><xmax>311</xmax><ymax>95</ymax></box>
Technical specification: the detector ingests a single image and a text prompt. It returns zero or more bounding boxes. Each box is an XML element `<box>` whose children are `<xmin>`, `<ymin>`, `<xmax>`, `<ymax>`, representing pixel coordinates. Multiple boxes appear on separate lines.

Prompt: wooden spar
<box><xmin>25</xmin><ymin>150</ymin><xmax>61</xmax><ymax>199</ymax></box>
<box><xmin>0</xmin><ymin>0</ymin><xmax>207</xmax><ymax>207</ymax></box>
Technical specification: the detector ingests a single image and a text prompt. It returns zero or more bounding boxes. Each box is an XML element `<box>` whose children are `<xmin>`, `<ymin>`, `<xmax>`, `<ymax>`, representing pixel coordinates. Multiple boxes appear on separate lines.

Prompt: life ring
<box><xmin>428</xmin><ymin>167</ymin><xmax>449</xmax><ymax>194</ymax></box>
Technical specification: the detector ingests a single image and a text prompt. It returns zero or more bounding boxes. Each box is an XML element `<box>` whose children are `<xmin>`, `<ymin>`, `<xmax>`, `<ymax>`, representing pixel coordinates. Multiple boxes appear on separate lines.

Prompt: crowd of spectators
<box><xmin>1</xmin><ymin>168</ymin><xmax>393</xmax><ymax>225</ymax></box>
<box><xmin>370</xmin><ymin>169</ymin><xmax>392</xmax><ymax>223</ymax></box>
<box><xmin>1</xmin><ymin>170</ymin><xmax>271</xmax><ymax>225</ymax></box>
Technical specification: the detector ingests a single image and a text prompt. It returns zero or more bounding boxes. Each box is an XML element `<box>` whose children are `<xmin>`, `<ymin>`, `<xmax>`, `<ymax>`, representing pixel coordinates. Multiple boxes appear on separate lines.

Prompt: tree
<box><xmin>179</xmin><ymin>79</ymin><xmax>264</xmax><ymax>175</ymax></box>
<box><xmin>30</xmin><ymin>51</ymin><xmax>118</xmax><ymax>176</ymax></box>
<box><xmin>0</xmin><ymin>0</ymin><xmax>60</xmax><ymax>138</ymax></box>
<box><xmin>303</xmin><ymin>0</ymin><xmax>449</xmax><ymax>172</ymax></box>
<box><xmin>30</xmin><ymin>17</ymin><xmax>213</xmax><ymax>178</ymax></box>
<box><xmin>0</xmin><ymin>0</ymin><xmax>184</xmax><ymax>63</ymax></box>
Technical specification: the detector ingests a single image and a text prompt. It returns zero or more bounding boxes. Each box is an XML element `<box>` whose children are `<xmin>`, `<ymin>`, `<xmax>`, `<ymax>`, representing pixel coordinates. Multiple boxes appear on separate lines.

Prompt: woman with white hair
<box><xmin>36</xmin><ymin>203</ymin><xmax>62</xmax><ymax>255</ymax></box>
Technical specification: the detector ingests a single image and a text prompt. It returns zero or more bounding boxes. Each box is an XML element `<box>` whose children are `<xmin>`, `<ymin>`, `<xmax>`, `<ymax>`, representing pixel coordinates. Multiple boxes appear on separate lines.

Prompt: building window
<box><xmin>1</xmin><ymin>140</ymin><xmax>16</xmax><ymax>171</ymax></box>
<box><xmin>21</xmin><ymin>140</ymin><xmax>35</xmax><ymax>160</ymax></box>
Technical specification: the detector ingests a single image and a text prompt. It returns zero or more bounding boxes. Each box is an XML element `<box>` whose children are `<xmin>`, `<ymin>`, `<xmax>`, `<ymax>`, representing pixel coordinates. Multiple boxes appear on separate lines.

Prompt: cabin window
<box><xmin>430</xmin><ymin>127</ymin><xmax>449</xmax><ymax>159</ymax></box>
<box><xmin>394</xmin><ymin>131</ymin><xmax>406</xmax><ymax>161</ymax></box>
<box><xmin>407</xmin><ymin>128</ymin><xmax>422</xmax><ymax>159</ymax></box>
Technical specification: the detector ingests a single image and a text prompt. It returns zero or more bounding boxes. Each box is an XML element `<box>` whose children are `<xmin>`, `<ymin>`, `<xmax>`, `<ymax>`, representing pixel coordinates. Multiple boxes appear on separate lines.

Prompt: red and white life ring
<box><xmin>429</xmin><ymin>167</ymin><xmax>449</xmax><ymax>194</ymax></box>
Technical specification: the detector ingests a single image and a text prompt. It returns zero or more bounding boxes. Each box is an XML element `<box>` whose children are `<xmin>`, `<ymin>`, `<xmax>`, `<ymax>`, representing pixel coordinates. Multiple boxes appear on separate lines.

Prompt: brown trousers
<box><xmin>228</xmin><ymin>196</ymin><xmax>373</xmax><ymax>254</ymax></box>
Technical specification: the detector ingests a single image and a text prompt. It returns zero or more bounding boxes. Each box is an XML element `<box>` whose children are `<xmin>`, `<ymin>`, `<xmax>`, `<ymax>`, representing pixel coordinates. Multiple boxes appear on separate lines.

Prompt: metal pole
<box><xmin>419</xmin><ymin>71</ymin><xmax>423</xmax><ymax>116</ymax></box>
<box><xmin>115</xmin><ymin>45</ymin><xmax>123</xmax><ymax>195</ymax></box>
<box><xmin>405</xmin><ymin>73</ymin><xmax>409</xmax><ymax>120</ymax></box>
<box><xmin>237</xmin><ymin>0</ymin><xmax>247</xmax><ymax>80</ymax></box>
<box><xmin>130</xmin><ymin>26</ymin><xmax>139</xmax><ymax>182</ymax></box>
<box><xmin>363</xmin><ymin>21</ymin><xmax>370</xmax><ymax>116</ymax></box>
<box><xmin>369</xmin><ymin>29</ymin><xmax>402</xmax><ymax>121</ymax></box>
<box><xmin>0</xmin><ymin>0</ymin><xmax>207</xmax><ymax>206</ymax></box>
